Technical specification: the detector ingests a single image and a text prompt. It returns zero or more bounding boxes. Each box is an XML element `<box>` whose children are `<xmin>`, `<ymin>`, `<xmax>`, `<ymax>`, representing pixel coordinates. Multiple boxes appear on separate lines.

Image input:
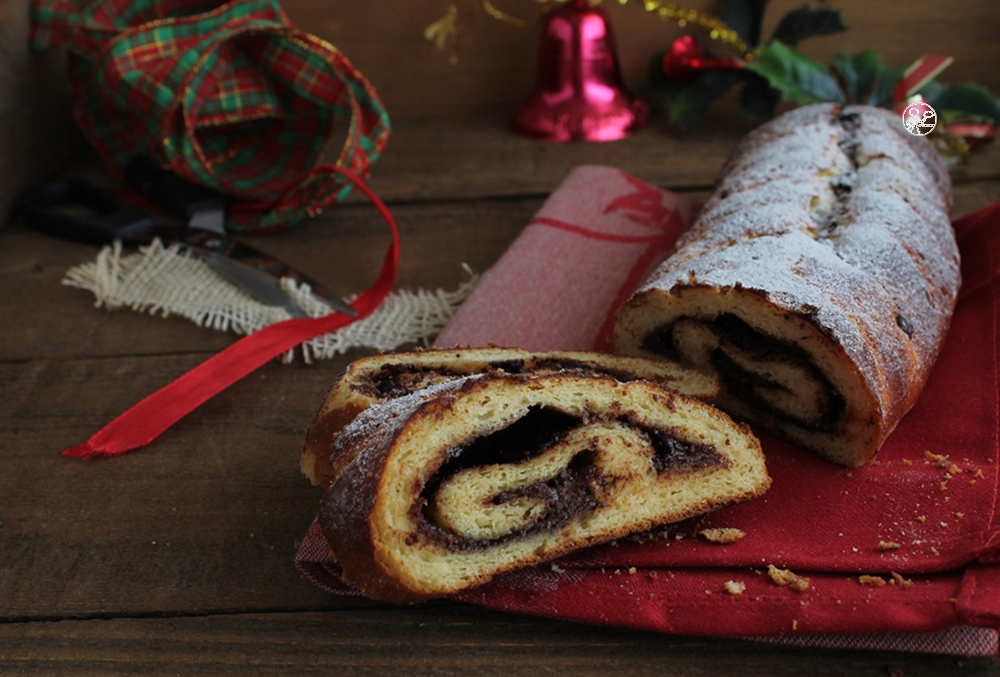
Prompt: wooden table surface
<box><xmin>2</xmin><ymin>104</ymin><xmax>1000</xmax><ymax>674</ymax></box>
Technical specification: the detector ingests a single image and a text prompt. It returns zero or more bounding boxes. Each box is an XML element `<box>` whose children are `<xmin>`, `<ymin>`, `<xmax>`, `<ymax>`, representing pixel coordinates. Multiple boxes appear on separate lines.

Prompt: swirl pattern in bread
<box><xmin>319</xmin><ymin>372</ymin><xmax>769</xmax><ymax>602</ymax></box>
<box><xmin>613</xmin><ymin>104</ymin><xmax>960</xmax><ymax>466</ymax></box>
<box><xmin>302</xmin><ymin>347</ymin><xmax>719</xmax><ymax>487</ymax></box>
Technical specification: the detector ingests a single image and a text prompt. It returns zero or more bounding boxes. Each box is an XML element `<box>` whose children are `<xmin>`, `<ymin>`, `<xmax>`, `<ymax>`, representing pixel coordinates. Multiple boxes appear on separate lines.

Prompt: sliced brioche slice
<box><xmin>319</xmin><ymin>372</ymin><xmax>769</xmax><ymax>603</ymax></box>
<box><xmin>302</xmin><ymin>347</ymin><xmax>719</xmax><ymax>486</ymax></box>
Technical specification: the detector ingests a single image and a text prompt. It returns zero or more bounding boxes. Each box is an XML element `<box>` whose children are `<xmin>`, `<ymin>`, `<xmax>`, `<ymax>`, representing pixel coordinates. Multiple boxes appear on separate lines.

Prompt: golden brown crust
<box><xmin>301</xmin><ymin>401</ymin><xmax>366</xmax><ymax>486</ymax></box>
<box><xmin>302</xmin><ymin>347</ymin><xmax>719</xmax><ymax>487</ymax></box>
<box><xmin>613</xmin><ymin>104</ymin><xmax>959</xmax><ymax>466</ymax></box>
<box><xmin>319</xmin><ymin>373</ymin><xmax>769</xmax><ymax>603</ymax></box>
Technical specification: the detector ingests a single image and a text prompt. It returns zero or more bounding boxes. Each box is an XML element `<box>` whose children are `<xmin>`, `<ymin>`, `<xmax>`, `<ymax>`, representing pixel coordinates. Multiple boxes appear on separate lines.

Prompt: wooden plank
<box><xmin>363</xmin><ymin>106</ymin><xmax>754</xmax><ymax>202</ymax></box>
<box><xmin>3</xmin><ymin>177</ymin><xmax>999</xmax><ymax>364</ymax></box>
<box><xmin>363</xmin><ymin>110</ymin><xmax>1000</xmax><ymax>202</ymax></box>
<box><xmin>0</xmin><ymin>0</ymin><xmax>82</xmax><ymax>226</ymax></box>
<box><xmin>0</xmin><ymin>351</ymin><xmax>366</xmax><ymax>618</ymax></box>
<box><xmin>52</xmin><ymin>102</ymin><xmax>1000</xmax><ymax>205</ymax></box>
<box><xmin>0</xmin><ymin>195</ymin><xmax>540</xmax><ymax>362</ymax></box>
<box><xmin>0</xmin><ymin>609</ymin><xmax>996</xmax><ymax>675</ymax></box>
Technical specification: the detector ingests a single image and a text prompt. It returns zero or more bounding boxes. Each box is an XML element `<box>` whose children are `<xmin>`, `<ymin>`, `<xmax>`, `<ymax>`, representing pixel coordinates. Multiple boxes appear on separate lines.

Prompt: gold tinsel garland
<box><xmin>426</xmin><ymin>0</ymin><xmax>754</xmax><ymax>62</ymax></box>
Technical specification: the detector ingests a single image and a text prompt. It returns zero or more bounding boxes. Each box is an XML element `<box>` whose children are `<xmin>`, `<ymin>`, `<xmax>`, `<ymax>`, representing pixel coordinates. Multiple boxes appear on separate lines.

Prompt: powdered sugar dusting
<box><xmin>632</xmin><ymin>103</ymin><xmax>959</xmax><ymax>452</ymax></box>
<box><xmin>321</xmin><ymin>375</ymin><xmax>486</xmax><ymax>552</ymax></box>
<box><xmin>334</xmin><ymin>375</ymin><xmax>482</xmax><ymax>469</ymax></box>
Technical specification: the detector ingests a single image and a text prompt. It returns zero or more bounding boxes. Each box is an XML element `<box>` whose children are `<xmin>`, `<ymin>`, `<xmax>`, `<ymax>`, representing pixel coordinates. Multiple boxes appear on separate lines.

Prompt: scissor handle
<box><xmin>19</xmin><ymin>179</ymin><xmax>156</xmax><ymax>245</ymax></box>
<box><xmin>126</xmin><ymin>157</ymin><xmax>226</xmax><ymax>225</ymax></box>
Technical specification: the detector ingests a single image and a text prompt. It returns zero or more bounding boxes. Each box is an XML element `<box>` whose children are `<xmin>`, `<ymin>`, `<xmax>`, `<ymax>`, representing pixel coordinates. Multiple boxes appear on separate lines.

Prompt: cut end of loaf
<box><xmin>301</xmin><ymin>347</ymin><xmax>719</xmax><ymax>488</ymax></box>
<box><xmin>613</xmin><ymin>103</ymin><xmax>958</xmax><ymax>467</ymax></box>
<box><xmin>614</xmin><ymin>284</ymin><xmax>883</xmax><ymax>467</ymax></box>
<box><xmin>320</xmin><ymin>373</ymin><xmax>769</xmax><ymax>603</ymax></box>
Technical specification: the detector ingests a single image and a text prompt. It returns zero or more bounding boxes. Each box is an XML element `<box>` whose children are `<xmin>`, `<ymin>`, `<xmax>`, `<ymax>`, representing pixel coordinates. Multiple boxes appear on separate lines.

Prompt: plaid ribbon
<box><xmin>31</xmin><ymin>0</ymin><xmax>391</xmax><ymax>233</ymax></box>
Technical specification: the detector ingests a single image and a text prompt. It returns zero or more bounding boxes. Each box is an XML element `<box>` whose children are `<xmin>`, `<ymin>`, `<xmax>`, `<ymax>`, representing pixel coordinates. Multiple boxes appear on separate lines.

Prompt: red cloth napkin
<box><xmin>297</xmin><ymin>166</ymin><xmax>1000</xmax><ymax>656</ymax></box>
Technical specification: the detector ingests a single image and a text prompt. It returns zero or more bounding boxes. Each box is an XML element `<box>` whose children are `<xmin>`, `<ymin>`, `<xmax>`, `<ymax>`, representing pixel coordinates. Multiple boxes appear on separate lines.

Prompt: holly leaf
<box><xmin>920</xmin><ymin>81</ymin><xmax>1000</xmax><ymax>122</ymax></box>
<box><xmin>746</xmin><ymin>40</ymin><xmax>845</xmax><ymax>105</ymax></box>
<box><xmin>771</xmin><ymin>5</ymin><xmax>847</xmax><ymax>46</ymax></box>
<box><xmin>832</xmin><ymin>50</ymin><xmax>875</xmax><ymax>104</ymax></box>
<box><xmin>867</xmin><ymin>62</ymin><xmax>906</xmax><ymax>107</ymax></box>
<box><xmin>719</xmin><ymin>0</ymin><xmax>770</xmax><ymax>47</ymax></box>
<box><xmin>831</xmin><ymin>49</ymin><xmax>903</xmax><ymax>106</ymax></box>
<box><xmin>739</xmin><ymin>73</ymin><xmax>781</xmax><ymax>118</ymax></box>
<box><xmin>667</xmin><ymin>70</ymin><xmax>744</xmax><ymax>133</ymax></box>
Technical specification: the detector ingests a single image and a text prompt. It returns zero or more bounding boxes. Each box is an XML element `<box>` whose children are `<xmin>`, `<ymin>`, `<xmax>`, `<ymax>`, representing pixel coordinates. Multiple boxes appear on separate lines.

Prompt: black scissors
<box><xmin>17</xmin><ymin>158</ymin><xmax>357</xmax><ymax>318</ymax></box>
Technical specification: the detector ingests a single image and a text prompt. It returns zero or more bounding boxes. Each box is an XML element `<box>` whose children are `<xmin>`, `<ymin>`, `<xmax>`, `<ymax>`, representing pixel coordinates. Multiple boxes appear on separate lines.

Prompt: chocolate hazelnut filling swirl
<box><xmin>302</xmin><ymin>347</ymin><xmax>719</xmax><ymax>487</ymax></box>
<box><xmin>613</xmin><ymin>104</ymin><xmax>960</xmax><ymax>467</ymax></box>
<box><xmin>319</xmin><ymin>373</ymin><xmax>768</xmax><ymax>603</ymax></box>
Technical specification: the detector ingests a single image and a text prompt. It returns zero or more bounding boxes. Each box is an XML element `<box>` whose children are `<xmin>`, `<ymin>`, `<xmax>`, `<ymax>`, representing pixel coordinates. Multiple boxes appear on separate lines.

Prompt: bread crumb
<box><xmin>648</xmin><ymin>571</ymin><xmax>658</xmax><ymax>580</ymax></box>
<box><xmin>723</xmin><ymin>580</ymin><xmax>746</xmax><ymax>595</ymax></box>
<box><xmin>627</xmin><ymin>567</ymin><xmax>637</xmax><ymax>575</ymax></box>
<box><xmin>974</xmin><ymin>469</ymin><xmax>985</xmax><ymax>480</ymax></box>
<box><xmin>939</xmin><ymin>480</ymin><xmax>948</xmax><ymax>492</ymax></box>
<box><xmin>948</xmin><ymin>463</ymin><xmax>962</xmax><ymax>475</ymax></box>
<box><xmin>699</xmin><ymin>527</ymin><xmax>746</xmax><ymax>544</ymax></box>
<box><xmin>954</xmin><ymin>512</ymin><xmax>965</xmax><ymax>520</ymax></box>
<box><xmin>878</xmin><ymin>540</ymin><xmax>901</xmax><ymax>551</ymax></box>
<box><xmin>902</xmin><ymin>459</ymin><xmax>913</xmax><ymax>466</ymax></box>
<box><xmin>859</xmin><ymin>575</ymin><xmax>887</xmax><ymax>586</ymax></box>
<box><xmin>791</xmin><ymin>619</ymin><xmax>798</xmax><ymax>631</ymax></box>
<box><xmin>550</xmin><ymin>563</ymin><xmax>565</xmax><ymax>574</ymax></box>
<box><xmin>890</xmin><ymin>572</ymin><xmax>913</xmax><ymax>590</ymax></box>
<box><xmin>916</xmin><ymin>515</ymin><xmax>926</xmax><ymax>523</ymax></box>
<box><xmin>930</xmin><ymin>546</ymin><xmax>940</xmax><ymax>556</ymax></box>
<box><xmin>767</xmin><ymin>565</ymin><xmax>810</xmax><ymax>592</ymax></box>
<box><xmin>925</xmin><ymin>450</ymin><xmax>949</xmax><ymax>465</ymax></box>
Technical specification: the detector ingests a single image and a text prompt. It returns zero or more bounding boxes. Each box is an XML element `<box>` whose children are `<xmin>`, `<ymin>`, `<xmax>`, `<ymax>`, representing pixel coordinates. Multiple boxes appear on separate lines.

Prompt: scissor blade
<box><xmin>196</xmin><ymin>250</ymin><xmax>308</xmax><ymax>319</ymax></box>
<box><xmin>187</xmin><ymin>204</ymin><xmax>226</xmax><ymax>236</ymax></box>
<box><xmin>179</xmin><ymin>232</ymin><xmax>358</xmax><ymax>317</ymax></box>
<box><xmin>128</xmin><ymin>158</ymin><xmax>357</xmax><ymax>317</ymax></box>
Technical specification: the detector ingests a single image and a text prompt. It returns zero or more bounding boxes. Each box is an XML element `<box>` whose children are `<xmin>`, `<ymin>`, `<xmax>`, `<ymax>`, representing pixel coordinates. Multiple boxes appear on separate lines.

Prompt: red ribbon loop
<box><xmin>64</xmin><ymin>166</ymin><xmax>399</xmax><ymax>460</ymax></box>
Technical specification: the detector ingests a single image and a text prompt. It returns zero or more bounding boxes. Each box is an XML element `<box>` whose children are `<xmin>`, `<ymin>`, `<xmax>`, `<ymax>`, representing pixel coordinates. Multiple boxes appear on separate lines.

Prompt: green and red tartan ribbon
<box><xmin>31</xmin><ymin>0</ymin><xmax>391</xmax><ymax>233</ymax></box>
<box><xmin>29</xmin><ymin>0</ymin><xmax>401</xmax><ymax>458</ymax></box>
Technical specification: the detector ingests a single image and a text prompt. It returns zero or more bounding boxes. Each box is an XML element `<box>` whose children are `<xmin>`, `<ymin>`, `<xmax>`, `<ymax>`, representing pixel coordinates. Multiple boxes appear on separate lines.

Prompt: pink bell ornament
<box><xmin>513</xmin><ymin>0</ymin><xmax>647</xmax><ymax>142</ymax></box>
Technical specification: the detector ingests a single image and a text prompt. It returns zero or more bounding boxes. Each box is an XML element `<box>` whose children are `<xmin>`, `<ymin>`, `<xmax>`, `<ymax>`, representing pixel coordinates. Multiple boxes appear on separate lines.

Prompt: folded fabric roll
<box><xmin>301</xmin><ymin>347</ymin><xmax>718</xmax><ymax>487</ymax></box>
<box><xmin>613</xmin><ymin>104</ymin><xmax>961</xmax><ymax>467</ymax></box>
<box><xmin>319</xmin><ymin>372</ymin><xmax>770</xmax><ymax>603</ymax></box>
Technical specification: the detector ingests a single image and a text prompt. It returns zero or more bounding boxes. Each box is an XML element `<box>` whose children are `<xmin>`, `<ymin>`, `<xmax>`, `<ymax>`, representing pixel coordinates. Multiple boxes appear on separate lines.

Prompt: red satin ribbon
<box><xmin>64</xmin><ymin>166</ymin><xmax>399</xmax><ymax>460</ymax></box>
<box><xmin>892</xmin><ymin>54</ymin><xmax>954</xmax><ymax>110</ymax></box>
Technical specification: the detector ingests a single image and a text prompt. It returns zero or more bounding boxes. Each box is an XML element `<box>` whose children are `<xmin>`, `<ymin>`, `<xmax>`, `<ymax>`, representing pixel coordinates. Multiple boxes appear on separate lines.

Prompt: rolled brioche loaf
<box><xmin>613</xmin><ymin>103</ymin><xmax>960</xmax><ymax>466</ymax></box>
